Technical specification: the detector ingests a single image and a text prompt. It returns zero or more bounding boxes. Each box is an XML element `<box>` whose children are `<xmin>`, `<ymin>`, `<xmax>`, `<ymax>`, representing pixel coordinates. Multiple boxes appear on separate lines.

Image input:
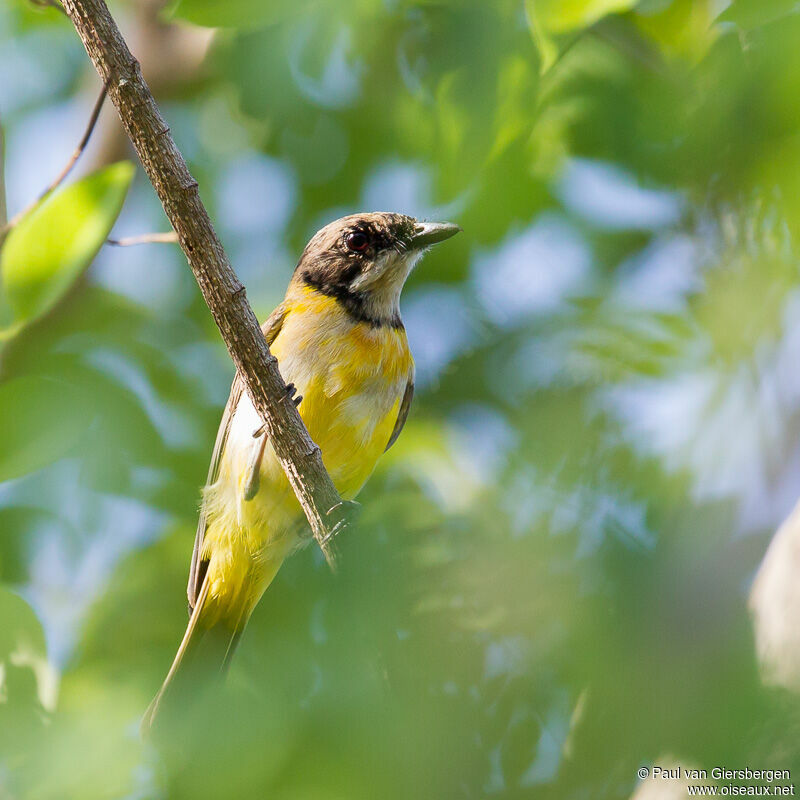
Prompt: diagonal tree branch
<box><xmin>60</xmin><ymin>0</ymin><xmax>346</xmax><ymax>568</ymax></box>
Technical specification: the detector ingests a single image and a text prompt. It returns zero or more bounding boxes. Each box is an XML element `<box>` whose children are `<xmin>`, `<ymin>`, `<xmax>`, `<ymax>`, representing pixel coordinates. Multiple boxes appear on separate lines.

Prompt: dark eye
<box><xmin>345</xmin><ymin>231</ymin><xmax>369</xmax><ymax>252</ymax></box>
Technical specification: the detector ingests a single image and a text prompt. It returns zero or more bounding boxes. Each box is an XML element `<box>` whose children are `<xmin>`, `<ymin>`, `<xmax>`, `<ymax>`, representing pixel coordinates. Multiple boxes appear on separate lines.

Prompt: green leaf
<box><xmin>0</xmin><ymin>586</ymin><xmax>46</xmax><ymax>663</ymax></box>
<box><xmin>525</xmin><ymin>1</ymin><xmax>560</xmax><ymax>73</ymax></box>
<box><xmin>634</xmin><ymin>0</ymin><xmax>719</xmax><ymax>61</ymax></box>
<box><xmin>526</xmin><ymin>0</ymin><xmax>639</xmax><ymax>71</ymax></box>
<box><xmin>0</xmin><ymin>161</ymin><xmax>134</xmax><ymax>329</ymax></box>
<box><xmin>0</xmin><ymin>375</ymin><xmax>91</xmax><ymax>483</ymax></box>
<box><xmin>527</xmin><ymin>0</ymin><xmax>639</xmax><ymax>34</ymax></box>
<box><xmin>717</xmin><ymin>0</ymin><xmax>800</xmax><ymax>31</ymax></box>
<box><xmin>489</xmin><ymin>56</ymin><xmax>538</xmax><ymax>160</ymax></box>
<box><xmin>0</xmin><ymin>584</ymin><xmax>55</xmax><ymax>711</ymax></box>
<box><xmin>167</xmin><ymin>0</ymin><xmax>309</xmax><ymax>29</ymax></box>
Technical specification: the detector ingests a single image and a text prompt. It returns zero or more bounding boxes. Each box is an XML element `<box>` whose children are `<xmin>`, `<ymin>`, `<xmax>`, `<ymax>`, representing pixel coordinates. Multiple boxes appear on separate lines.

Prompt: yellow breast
<box><xmin>270</xmin><ymin>286</ymin><xmax>413</xmax><ymax>498</ymax></box>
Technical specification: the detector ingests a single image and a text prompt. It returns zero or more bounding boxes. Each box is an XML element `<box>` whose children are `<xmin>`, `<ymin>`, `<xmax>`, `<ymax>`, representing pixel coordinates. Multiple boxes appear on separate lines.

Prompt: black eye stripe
<box><xmin>339</xmin><ymin>260</ymin><xmax>362</xmax><ymax>284</ymax></box>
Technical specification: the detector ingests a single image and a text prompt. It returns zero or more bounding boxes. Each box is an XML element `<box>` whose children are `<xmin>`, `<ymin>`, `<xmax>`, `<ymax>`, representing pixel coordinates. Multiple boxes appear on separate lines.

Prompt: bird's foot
<box><xmin>285</xmin><ymin>382</ymin><xmax>302</xmax><ymax>407</ymax></box>
<box><xmin>251</xmin><ymin>384</ymin><xmax>302</xmax><ymax>439</ymax></box>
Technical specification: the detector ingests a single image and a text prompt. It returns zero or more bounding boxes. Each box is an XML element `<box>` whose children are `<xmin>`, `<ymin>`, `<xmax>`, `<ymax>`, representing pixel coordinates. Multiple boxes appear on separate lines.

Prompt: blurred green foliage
<box><xmin>2</xmin><ymin>0</ymin><xmax>800</xmax><ymax>798</ymax></box>
<box><xmin>1</xmin><ymin>162</ymin><xmax>134</xmax><ymax>334</ymax></box>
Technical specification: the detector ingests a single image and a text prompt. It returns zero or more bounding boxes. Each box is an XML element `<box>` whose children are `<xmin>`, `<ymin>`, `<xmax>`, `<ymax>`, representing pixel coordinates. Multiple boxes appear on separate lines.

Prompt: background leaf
<box><xmin>168</xmin><ymin>0</ymin><xmax>311</xmax><ymax>30</ymax></box>
<box><xmin>528</xmin><ymin>0</ymin><xmax>640</xmax><ymax>33</ymax></box>
<box><xmin>718</xmin><ymin>0</ymin><xmax>800</xmax><ymax>31</ymax></box>
<box><xmin>0</xmin><ymin>375</ymin><xmax>91</xmax><ymax>482</ymax></box>
<box><xmin>526</xmin><ymin>0</ymin><xmax>641</xmax><ymax>71</ymax></box>
<box><xmin>0</xmin><ymin>585</ymin><xmax>50</xmax><ymax>702</ymax></box>
<box><xmin>0</xmin><ymin>162</ymin><xmax>134</xmax><ymax>329</ymax></box>
<box><xmin>0</xmin><ymin>585</ymin><xmax>58</xmax><ymax>786</ymax></box>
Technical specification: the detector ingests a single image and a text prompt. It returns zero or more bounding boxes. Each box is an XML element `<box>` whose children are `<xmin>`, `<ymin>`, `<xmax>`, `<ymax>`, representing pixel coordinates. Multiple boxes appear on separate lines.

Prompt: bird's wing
<box><xmin>187</xmin><ymin>302</ymin><xmax>289</xmax><ymax>612</ymax></box>
<box><xmin>385</xmin><ymin>375</ymin><xmax>415</xmax><ymax>452</ymax></box>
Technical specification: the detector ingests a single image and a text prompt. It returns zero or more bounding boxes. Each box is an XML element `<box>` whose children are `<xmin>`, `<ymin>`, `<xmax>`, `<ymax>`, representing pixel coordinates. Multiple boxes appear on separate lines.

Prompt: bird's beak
<box><xmin>410</xmin><ymin>221</ymin><xmax>462</xmax><ymax>249</ymax></box>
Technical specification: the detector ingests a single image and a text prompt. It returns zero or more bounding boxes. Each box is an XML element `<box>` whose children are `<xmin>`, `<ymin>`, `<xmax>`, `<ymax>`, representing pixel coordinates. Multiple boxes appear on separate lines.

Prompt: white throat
<box><xmin>350</xmin><ymin>248</ymin><xmax>423</xmax><ymax>321</ymax></box>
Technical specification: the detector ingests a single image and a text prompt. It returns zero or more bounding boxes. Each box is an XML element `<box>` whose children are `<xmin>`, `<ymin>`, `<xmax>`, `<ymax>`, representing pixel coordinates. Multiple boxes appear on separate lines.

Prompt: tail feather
<box><xmin>143</xmin><ymin>542</ymin><xmax>291</xmax><ymax>737</ymax></box>
<box><xmin>141</xmin><ymin>578</ymin><xmax>239</xmax><ymax>736</ymax></box>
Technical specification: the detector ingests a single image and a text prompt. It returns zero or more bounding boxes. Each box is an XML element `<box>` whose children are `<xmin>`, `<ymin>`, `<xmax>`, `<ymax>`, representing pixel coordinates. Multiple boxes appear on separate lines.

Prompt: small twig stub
<box><xmin>106</xmin><ymin>231</ymin><xmax>178</xmax><ymax>246</ymax></box>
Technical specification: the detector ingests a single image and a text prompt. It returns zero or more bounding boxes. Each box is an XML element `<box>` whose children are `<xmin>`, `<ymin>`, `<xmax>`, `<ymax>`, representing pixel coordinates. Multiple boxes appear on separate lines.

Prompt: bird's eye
<box><xmin>345</xmin><ymin>231</ymin><xmax>369</xmax><ymax>252</ymax></box>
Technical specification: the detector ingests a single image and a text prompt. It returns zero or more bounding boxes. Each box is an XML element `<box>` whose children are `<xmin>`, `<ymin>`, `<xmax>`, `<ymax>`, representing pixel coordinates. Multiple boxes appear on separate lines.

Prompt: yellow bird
<box><xmin>144</xmin><ymin>212</ymin><xmax>460</xmax><ymax>729</ymax></box>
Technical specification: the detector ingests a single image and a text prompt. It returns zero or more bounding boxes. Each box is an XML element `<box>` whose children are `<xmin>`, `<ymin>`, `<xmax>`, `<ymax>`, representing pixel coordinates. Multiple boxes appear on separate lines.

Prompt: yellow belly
<box><xmin>277</xmin><ymin>293</ymin><xmax>411</xmax><ymax>496</ymax></box>
<box><xmin>200</xmin><ymin>289</ymin><xmax>413</xmax><ymax>624</ymax></box>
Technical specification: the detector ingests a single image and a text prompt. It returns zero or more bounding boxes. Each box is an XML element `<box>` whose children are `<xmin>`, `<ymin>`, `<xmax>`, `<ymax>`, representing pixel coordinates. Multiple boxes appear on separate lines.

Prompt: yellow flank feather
<box><xmin>199</xmin><ymin>284</ymin><xmax>413</xmax><ymax>628</ymax></box>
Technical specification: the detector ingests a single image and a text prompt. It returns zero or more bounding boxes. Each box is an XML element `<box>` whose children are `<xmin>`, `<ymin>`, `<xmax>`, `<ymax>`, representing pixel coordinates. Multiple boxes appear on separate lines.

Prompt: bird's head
<box><xmin>293</xmin><ymin>212</ymin><xmax>461</xmax><ymax>327</ymax></box>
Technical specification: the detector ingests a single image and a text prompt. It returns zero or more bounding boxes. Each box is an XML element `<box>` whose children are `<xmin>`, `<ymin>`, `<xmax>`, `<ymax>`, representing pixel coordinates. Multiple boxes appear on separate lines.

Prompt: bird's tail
<box><xmin>142</xmin><ymin>532</ymin><xmax>293</xmax><ymax>736</ymax></box>
<box><xmin>141</xmin><ymin>577</ymin><xmax>242</xmax><ymax>737</ymax></box>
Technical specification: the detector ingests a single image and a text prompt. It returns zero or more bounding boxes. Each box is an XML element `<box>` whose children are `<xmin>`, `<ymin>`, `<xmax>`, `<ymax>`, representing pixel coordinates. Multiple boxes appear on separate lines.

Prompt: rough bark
<box><xmin>61</xmin><ymin>0</ymin><xmax>345</xmax><ymax>568</ymax></box>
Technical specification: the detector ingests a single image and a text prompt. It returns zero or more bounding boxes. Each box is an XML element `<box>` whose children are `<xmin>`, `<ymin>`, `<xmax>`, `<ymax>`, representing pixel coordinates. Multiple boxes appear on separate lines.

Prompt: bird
<box><xmin>143</xmin><ymin>212</ymin><xmax>460</xmax><ymax>731</ymax></box>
